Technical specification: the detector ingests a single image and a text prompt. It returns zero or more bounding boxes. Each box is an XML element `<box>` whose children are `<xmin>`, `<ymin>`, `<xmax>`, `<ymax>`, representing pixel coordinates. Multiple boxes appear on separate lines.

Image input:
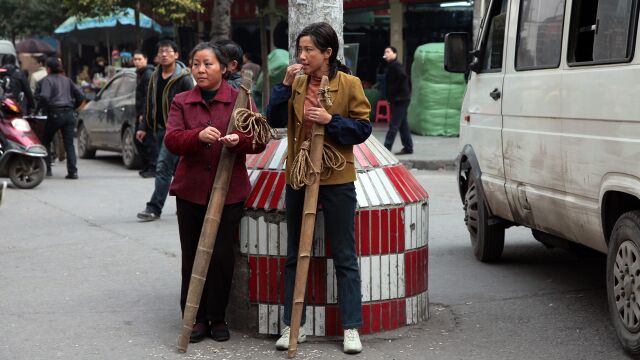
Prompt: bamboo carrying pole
<box><xmin>288</xmin><ymin>75</ymin><xmax>331</xmax><ymax>358</ymax></box>
<box><xmin>177</xmin><ymin>73</ymin><xmax>253</xmax><ymax>353</ymax></box>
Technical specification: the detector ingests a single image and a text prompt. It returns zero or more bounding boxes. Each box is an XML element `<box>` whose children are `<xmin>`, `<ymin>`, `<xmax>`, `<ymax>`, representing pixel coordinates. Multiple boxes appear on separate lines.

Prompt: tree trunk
<box><xmin>259</xmin><ymin>12</ymin><xmax>270</xmax><ymax>109</ymax></box>
<box><xmin>135</xmin><ymin>1</ymin><xmax>142</xmax><ymax>49</ymax></box>
<box><xmin>287</xmin><ymin>0</ymin><xmax>343</xmax><ymax>65</ymax></box>
<box><xmin>210</xmin><ymin>0</ymin><xmax>234</xmax><ymax>41</ymax></box>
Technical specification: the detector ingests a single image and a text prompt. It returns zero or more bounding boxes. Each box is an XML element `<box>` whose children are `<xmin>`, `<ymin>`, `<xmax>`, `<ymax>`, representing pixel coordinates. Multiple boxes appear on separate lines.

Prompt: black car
<box><xmin>76</xmin><ymin>68</ymin><xmax>141</xmax><ymax>168</ymax></box>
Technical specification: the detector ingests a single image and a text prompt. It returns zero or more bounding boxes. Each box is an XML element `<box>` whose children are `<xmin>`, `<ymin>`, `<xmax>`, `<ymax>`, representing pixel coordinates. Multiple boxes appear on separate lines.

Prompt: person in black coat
<box><xmin>132</xmin><ymin>50</ymin><xmax>157</xmax><ymax>178</ymax></box>
<box><xmin>382</xmin><ymin>46</ymin><xmax>414</xmax><ymax>155</ymax></box>
<box><xmin>1</xmin><ymin>54</ymin><xmax>34</xmax><ymax>115</ymax></box>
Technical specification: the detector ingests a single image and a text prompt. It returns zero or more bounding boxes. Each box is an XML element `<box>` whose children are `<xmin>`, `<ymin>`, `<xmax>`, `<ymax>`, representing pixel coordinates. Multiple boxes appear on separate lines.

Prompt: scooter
<box><xmin>0</xmin><ymin>68</ymin><xmax>47</xmax><ymax>189</ymax></box>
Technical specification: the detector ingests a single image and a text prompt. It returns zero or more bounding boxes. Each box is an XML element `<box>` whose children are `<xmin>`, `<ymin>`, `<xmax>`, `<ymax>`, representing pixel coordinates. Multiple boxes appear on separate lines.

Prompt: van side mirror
<box><xmin>444</xmin><ymin>32</ymin><xmax>470</xmax><ymax>73</ymax></box>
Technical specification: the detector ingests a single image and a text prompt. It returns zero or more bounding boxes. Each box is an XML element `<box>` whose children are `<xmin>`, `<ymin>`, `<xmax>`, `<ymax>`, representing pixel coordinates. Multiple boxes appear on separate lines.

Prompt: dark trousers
<box><xmin>146</xmin><ymin>129</ymin><xmax>178</xmax><ymax>215</ymax></box>
<box><xmin>384</xmin><ymin>100</ymin><xmax>413</xmax><ymax>152</ymax></box>
<box><xmin>42</xmin><ymin>109</ymin><xmax>77</xmax><ymax>175</ymax></box>
<box><xmin>135</xmin><ymin>122</ymin><xmax>157</xmax><ymax>172</ymax></box>
<box><xmin>176</xmin><ymin>198</ymin><xmax>244</xmax><ymax>324</ymax></box>
<box><xmin>283</xmin><ymin>183</ymin><xmax>363</xmax><ymax>329</ymax></box>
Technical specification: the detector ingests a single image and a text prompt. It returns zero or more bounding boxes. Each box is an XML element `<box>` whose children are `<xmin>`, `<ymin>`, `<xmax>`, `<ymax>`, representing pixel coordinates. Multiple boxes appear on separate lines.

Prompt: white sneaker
<box><xmin>343</xmin><ymin>328</ymin><xmax>362</xmax><ymax>354</ymax></box>
<box><xmin>275</xmin><ymin>326</ymin><xmax>307</xmax><ymax>350</ymax></box>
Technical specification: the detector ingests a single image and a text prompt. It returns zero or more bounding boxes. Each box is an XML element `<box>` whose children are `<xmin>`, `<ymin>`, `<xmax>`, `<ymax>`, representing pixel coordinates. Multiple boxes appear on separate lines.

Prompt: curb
<box><xmin>399</xmin><ymin>159</ymin><xmax>456</xmax><ymax>171</ymax></box>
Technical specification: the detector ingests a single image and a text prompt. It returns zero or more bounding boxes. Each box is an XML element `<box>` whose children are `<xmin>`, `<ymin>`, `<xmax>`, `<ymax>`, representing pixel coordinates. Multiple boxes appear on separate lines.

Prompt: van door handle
<box><xmin>490</xmin><ymin>88</ymin><xmax>501</xmax><ymax>101</ymax></box>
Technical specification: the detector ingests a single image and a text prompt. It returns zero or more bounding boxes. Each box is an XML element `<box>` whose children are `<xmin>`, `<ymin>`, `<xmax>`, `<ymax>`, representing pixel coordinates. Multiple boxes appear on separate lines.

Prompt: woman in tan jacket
<box><xmin>266</xmin><ymin>22</ymin><xmax>372</xmax><ymax>354</ymax></box>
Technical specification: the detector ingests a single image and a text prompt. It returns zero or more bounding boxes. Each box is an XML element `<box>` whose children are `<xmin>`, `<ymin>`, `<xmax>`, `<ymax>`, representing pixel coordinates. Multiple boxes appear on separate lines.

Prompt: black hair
<box><xmin>189</xmin><ymin>42</ymin><xmax>229</xmax><ymax>70</ymax></box>
<box><xmin>386</xmin><ymin>46</ymin><xmax>398</xmax><ymax>54</ymax></box>
<box><xmin>35</xmin><ymin>54</ymin><xmax>47</xmax><ymax>66</ymax></box>
<box><xmin>295</xmin><ymin>22</ymin><xmax>350</xmax><ymax>79</ymax></box>
<box><xmin>46</xmin><ymin>57</ymin><xmax>62</xmax><ymax>73</ymax></box>
<box><xmin>133</xmin><ymin>49</ymin><xmax>147</xmax><ymax>58</ymax></box>
<box><xmin>157</xmin><ymin>39</ymin><xmax>179</xmax><ymax>53</ymax></box>
<box><xmin>2</xmin><ymin>54</ymin><xmax>16</xmax><ymax>66</ymax></box>
<box><xmin>214</xmin><ymin>39</ymin><xmax>243</xmax><ymax>71</ymax></box>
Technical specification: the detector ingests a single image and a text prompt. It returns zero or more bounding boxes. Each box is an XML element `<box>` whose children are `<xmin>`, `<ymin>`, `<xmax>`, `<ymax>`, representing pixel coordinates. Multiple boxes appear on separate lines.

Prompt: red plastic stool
<box><xmin>375</xmin><ymin>100</ymin><xmax>391</xmax><ymax>124</ymax></box>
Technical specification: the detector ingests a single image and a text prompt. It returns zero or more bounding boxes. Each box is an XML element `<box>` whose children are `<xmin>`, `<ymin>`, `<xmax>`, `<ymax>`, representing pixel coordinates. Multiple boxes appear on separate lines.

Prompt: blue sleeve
<box><xmin>266</xmin><ymin>83</ymin><xmax>291</xmax><ymax>128</ymax></box>
<box><xmin>325</xmin><ymin>115</ymin><xmax>372</xmax><ymax>145</ymax></box>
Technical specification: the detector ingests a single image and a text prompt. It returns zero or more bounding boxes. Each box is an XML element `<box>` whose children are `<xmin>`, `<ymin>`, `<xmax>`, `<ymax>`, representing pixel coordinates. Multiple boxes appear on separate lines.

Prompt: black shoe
<box><xmin>190</xmin><ymin>322</ymin><xmax>209</xmax><ymax>343</ymax></box>
<box><xmin>394</xmin><ymin>148</ymin><xmax>413</xmax><ymax>155</ymax></box>
<box><xmin>46</xmin><ymin>169</ymin><xmax>52</xmax><ymax>177</ymax></box>
<box><xmin>210</xmin><ymin>322</ymin><xmax>230</xmax><ymax>342</ymax></box>
<box><xmin>139</xmin><ymin>170</ymin><xmax>156</xmax><ymax>178</ymax></box>
<box><xmin>65</xmin><ymin>173</ymin><xmax>78</xmax><ymax>179</ymax></box>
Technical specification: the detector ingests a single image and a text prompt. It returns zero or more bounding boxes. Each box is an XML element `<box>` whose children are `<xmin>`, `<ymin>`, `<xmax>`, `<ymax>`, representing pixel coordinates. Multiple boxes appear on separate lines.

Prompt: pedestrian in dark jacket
<box><xmin>164</xmin><ymin>42</ymin><xmax>265</xmax><ymax>343</ymax></box>
<box><xmin>214</xmin><ymin>39</ymin><xmax>243</xmax><ymax>89</ymax></box>
<box><xmin>132</xmin><ymin>49</ymin><xmax>157</xmax><ymax>178</ymax></box>
<box><xmin>382</xmin><ymin>46</ymin><xmax>414</xmax><ymax>155</ymax></box>
<box><xmin>1</xmin><ymin>54</ymin><xmax>34</xmax><ymax>115</ymax></box>
<box><xmin>136</xmin><ymin>39</ymin><xmax>194</xmax><ymax>221</ymax></box>
<box><xmin>38</xmin><ymin>57</ymin><xmax>84</xmax><ymax>179</ymax></box>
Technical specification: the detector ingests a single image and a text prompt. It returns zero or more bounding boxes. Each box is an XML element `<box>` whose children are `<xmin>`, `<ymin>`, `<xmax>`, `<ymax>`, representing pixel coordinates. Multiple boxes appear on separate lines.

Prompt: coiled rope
<box><xmin>290</xmin><ymin>140</ymin><xmax>346</xmax><ymax>190</ymax></box>
<box><xmin>289</xmin><ymin>84</ymin><xmax>346</xmax><ymax>189</ymax></box>
<box><xmin>232</xmin><ymin>85</ymin><xmax>275</xmax><ymax>148</ymax></box>
<box><xmin>233</xmin><ymin>108</ymin><xmax>276</xmax><ymax>147</ymax></box>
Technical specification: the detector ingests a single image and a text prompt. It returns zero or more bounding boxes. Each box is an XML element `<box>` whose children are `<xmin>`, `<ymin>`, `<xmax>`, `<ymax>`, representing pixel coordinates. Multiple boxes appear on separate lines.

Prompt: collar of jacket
<box><xmin>184</xmin><ymin>81</ymin><xmax>233</xmax><ymax>105</ymax></box>
<box><xmin>293</xmin><ymin>71</ymin><xmax>342</xmax><ymax>120</ymax></box>
<box><xmin>152</xmin><ymin>60</ymin><xmax>189</xmax><ymax>82</ymax></box>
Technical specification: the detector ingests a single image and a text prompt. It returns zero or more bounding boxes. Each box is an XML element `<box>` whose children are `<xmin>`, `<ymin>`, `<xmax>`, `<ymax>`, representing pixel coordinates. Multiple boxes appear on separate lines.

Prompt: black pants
<box><xmin>176</xmin><ymin>198</ymin><xmax>244</xmax><ymax>324</ymax></box>
<box><xmin>135</xmin><ymin>122</ymin><xmax>157</xmax><ymax>172</ymax></box>
<box><xmin>283</xmin><ymin>183</ymin><xmax>363</xmax><ymax>328</ymax></box>
<box><xmin>384</xmin><ymin>100</ymin><xmax>413</xmax><ymax>152</ymax></box>
<box><xmin>42</xmin><ymin>108</ymin><xmax>77</xmax><ymax>175</ymax></box>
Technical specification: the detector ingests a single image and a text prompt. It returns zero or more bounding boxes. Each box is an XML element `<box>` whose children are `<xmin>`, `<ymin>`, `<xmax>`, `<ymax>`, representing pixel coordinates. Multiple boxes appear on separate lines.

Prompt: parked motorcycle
<box><xmin>0</xmin><ymin>68</ymin><xmax>47</xmax><ymax>189</ymax></box>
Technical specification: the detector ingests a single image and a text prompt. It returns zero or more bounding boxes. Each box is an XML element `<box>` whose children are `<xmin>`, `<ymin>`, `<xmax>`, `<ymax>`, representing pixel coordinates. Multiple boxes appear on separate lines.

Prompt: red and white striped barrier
<box><xmin>241</xmin><ymin>135</ymin><xmax>429</xmax><ymax>336</ymax></box>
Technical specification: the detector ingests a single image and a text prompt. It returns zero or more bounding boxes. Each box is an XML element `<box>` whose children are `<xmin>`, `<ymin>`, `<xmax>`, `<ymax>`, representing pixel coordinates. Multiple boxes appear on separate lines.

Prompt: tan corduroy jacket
<box><xmin>286</xmin><ymin>71</ymin><xmax>371</xmax><ymax>185</ymax></box>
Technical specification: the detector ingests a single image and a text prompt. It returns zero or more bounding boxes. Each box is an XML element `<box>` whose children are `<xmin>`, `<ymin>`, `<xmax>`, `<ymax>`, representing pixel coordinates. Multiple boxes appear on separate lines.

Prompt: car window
<box><xmin>480</xmin><ymin>0</ymin><xmax>509</xmax><ymax>72</ymax></box>
<box><xmin>99</xmin><ymin>78</ymin><xmax>121</xmax><ymax>100</ymax></box>
<box><xmin>516</xmin><ymin>0</ymin><xmax>566</xmax><ymax>70</ymax></box>
<box><xmin>115</xmin><ymin>76</ymin><xmax>136</xmax><ymax>98</ymax></box>
<box><xmin>568</xmin><ymin>0</ymin><xmax>638</xmax><ymax>65</ymax></box>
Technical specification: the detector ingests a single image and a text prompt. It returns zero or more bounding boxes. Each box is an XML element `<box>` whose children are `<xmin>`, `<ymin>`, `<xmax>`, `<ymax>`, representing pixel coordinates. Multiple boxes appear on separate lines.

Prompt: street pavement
<box><xmin>0</xmin><ymin>136</ymin><xmax>631</xmax><ymax>360</ymax></box>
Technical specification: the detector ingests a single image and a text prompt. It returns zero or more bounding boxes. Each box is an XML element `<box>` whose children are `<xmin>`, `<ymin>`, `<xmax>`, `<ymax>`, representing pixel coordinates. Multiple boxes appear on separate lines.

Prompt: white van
<box><xmin>444</xmin><ymin>0</ymin><xmax>640</xmax><ymax>355</ymax></box>
<box><xmin>0</xmin><ymin>40</ymin><xmax>17</xmax><ymax>62</ymax></box>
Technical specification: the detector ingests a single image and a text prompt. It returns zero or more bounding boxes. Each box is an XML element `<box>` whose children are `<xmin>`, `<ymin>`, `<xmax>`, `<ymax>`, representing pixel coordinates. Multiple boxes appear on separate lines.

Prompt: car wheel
<box><xmin>607</xmin><ymin>211</ymin><xmax>640</xmax><ymax>356</ymax></box>
<box><xmin>77</xmin><ymin>123</ymin><xmax>96</xmax><ymax>159</ymax></box>
<box><xmin>8</xmin><ymin>156</ymin><xmax>45</xmax><ymax>189</ymax></box>
<box><xmin>121</xmin><ymin>126</ymin><xmax>141</xmax><ymax>169</ymax></box>
<box><xmin>463</xmin><ymin>172</ymin><xmax>505</xmax><ymax>262</ymax></box>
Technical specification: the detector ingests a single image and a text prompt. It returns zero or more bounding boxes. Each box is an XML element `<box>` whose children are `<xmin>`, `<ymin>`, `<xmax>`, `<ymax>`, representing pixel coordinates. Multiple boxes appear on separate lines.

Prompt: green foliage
<box><xmin>0</xmin><ymin>0</ymin><xmax>69</xmax><ymax>40</ymax></box>
<box><xmin>63</xmin><ymin>0</ymin><xmax>203</xmax><ymax>24</ymax></box>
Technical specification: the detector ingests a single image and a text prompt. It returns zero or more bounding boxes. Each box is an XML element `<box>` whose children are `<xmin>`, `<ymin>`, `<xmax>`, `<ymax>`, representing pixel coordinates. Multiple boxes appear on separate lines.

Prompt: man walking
<box><xmin>135</xmin><ymin>40</ymin><xmax>193</xmax><ymax>221</ymax></box>
<box><xmin>382</xmin><ymin>46</ymin><xmax>414</xmax><ymax>155</ymax></box>
<box><xmin>38</xmin><ymin>57</ymin><xmax>84</xmax><ymax>179</ymax></box>
<box><xmin>132</xmin><ymin>50</ymin><xmax>157</xmax><ymax>178</ymax></box>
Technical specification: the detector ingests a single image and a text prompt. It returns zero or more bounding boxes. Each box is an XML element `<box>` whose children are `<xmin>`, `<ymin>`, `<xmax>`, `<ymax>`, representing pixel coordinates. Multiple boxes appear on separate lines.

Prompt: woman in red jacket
<box><xmin>164</xmin><ymin>42</ymin><xmax>265</xmax><ymax>343</ymax></box>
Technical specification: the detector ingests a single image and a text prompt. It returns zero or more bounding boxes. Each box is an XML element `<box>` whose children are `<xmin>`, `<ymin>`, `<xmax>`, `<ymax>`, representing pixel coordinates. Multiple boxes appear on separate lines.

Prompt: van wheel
<box><xmin>607</xmin><ymin>211</ymin><xmax>640</xmax><ymax>356</ymax></box>
<box><xmin>463</xmin><ymin>173</ymin><xmax>505</xmax><ymax>262</ymax></box>
<box><xmin>77</xmin><ymin>123</ymin><xmax>96</xmax><ymax>159</ymax></box>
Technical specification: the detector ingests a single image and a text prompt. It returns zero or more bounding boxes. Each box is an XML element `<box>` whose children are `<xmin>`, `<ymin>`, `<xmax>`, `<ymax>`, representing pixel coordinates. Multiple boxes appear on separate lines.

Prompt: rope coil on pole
<box><xmin>233</xmin><ymin>108</ymin><xmax>276</xmax><ymax>147</ymax></box>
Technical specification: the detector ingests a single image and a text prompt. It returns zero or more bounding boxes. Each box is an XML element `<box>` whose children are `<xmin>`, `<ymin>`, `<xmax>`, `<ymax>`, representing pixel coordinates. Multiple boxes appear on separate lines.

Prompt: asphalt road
<box><xmin>0</xmin><ymin>153</ymin><xmax>631</xmax><ymax>359</ymax></box>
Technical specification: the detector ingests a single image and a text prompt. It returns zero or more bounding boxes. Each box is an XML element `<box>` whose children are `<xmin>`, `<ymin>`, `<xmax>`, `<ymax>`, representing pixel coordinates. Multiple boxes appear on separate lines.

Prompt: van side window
<box><xmin>480</xmin><ymin>0</ymin><xmax>509</xmax><ymax>72</ymax></box>
<box><xmin>568</xmin><ymin>0</ymin><xmax>639</xmax><ymax>65</ymax></box>
<box><xmin>516</xmin><ymin>0</ymin><xmax>566</xmax><ymax>70</ymax></box>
